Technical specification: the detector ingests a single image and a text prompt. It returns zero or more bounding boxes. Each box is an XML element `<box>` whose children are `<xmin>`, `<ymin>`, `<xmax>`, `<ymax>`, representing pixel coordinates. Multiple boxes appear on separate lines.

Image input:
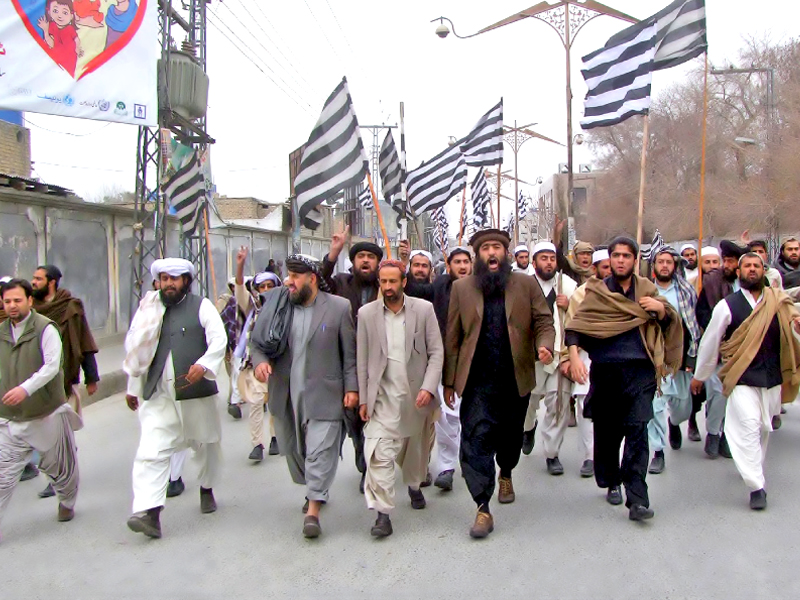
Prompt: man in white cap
<box><xmin>522</xmin><ymin>241</ymin><xmax>579</xmax><ymax>476</ymax></box>
<box><xmin>404</xmin><ymin>249</ymin><xmax>435</xmax><ymax>303</ymax></box>
<box><xmin>123</xmin><ymin>258</ymin><xmax>227</xmax><ymax>539</ymax></box>
<box><xmin>699</xmin><ymin>246</ymin><xmax>721</xmax><ymax>276</ymax></box>
<box><xmin>511</xmin><ymin>244</ymin><xmax>534</xmax><ymax>276</ymax></box>
<box><xmin>681</xmin><ymin>244</ymin><xmax>699</xmax><ymax>285</ymax></box>
<box><xmin>559</xmin><ymin>248</ymin><xmax>612</xmax><ymax>479</ymax></box>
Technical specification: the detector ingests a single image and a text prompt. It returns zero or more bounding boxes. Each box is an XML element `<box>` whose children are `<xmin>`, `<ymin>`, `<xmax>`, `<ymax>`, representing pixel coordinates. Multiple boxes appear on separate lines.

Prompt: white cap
<box><xmin>680</xmin><ymin>243</ymin><xmax>696</xmax><ymax>254</ymax></box>
<box><xmin>0</xmin><ymin>276</ymin><xmax>11</xmax><ymax>284</ymax></box>
<box><xmin>531</xmin><ymin>241</ymin><xmax>557</xmax><ymax>256</ymax></box>
<box><xmin>151</xmin><ymin>258</ymin><xmax>195</xmax><ymax>281</ymax></box>
<box><xmin>408</xmin><ymin>249</ymin><xmax>433</xmax><ymax>265</ymax></box>
<box><xmin>700</xmin><ymin>246</ymin><xmax>720</xmax><ymax>257</ymax></box>
<box><xmin>513</xmin><ymin>244</ymin><xmax>529</xmax><ymax>256</ymax></box>
<box><xmin>592</xmin><ymin>249</ymin><xmax>609</xmax><ymax>264</ymax></box>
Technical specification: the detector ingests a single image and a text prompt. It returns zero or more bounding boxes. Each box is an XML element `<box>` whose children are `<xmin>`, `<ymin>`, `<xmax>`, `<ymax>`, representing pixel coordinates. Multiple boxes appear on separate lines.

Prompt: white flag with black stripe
<box><xmin>432</xmin><ymin>207</ymin><xmax>449</xmax><ymax>255</ymax></box>
<box><xmin>294</xmin><ymin>77</ymin><xmax>369</xmax><ymax>229</ymax></box>
<box><xmin>580</xmin><ymin>0</ymin><xmax>707</xmax><ymax>130</ymax></box>
<box><xmin>407</xmin><ymin>143</ymin><xmax>467</xmax><ymax>214</ymax></box>
<box><xmin>379</xmin><ymin>131</ymin><xmax>404</xmax><ymax>200</ymax></box>
<box><xmin>470</xmin><ymin>169</ymin><xmax>490</xmax><ymax>228</ymax></box>
<box><xmin>640</xmin><ymin>229</ymin><xmax>666</xmax><ymax>261</ymax></box>
<box><xmin>359</xmin><ymin>185</ymin><xmax>372</xmax><ymax>209</ymax></box>
<box><xmin>460</xmin><ymin>99</ymin><xmax>503</xmax><ymax>167</ymax></box>
<box><xmin>163</xmin><ymin>150</ymin><xmax>205</xmax><ymax>237</ymax></box>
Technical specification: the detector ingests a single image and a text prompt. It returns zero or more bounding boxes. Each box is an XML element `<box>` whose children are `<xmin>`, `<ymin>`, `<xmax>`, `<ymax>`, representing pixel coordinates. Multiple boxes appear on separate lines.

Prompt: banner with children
<box><xmin>0</xmin><ymin>0</ymin><xmax>157</xmax><ymax>125</ymax></box>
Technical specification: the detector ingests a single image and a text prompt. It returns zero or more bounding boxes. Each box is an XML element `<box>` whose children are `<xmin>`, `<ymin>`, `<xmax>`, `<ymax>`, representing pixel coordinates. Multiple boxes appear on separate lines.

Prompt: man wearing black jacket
<box><xmin>320</xmin><ymin>226</ymin><xmax>382</xmax><ymax>493</ymax></box>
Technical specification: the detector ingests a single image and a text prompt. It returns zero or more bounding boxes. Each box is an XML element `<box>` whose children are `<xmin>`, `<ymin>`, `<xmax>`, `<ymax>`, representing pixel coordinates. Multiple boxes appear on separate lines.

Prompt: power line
<box><xmin>219</xmin><ymin>2</ymin><xmax>312</xmax><ymax>103</ymax></box>
<box><xmin>322</xmin><ymin>0</ymin><xmax>355</xmax><ymax>56</ymax></box>
<box><xmin>206</xmin><ymin>10</ymin><xmax>314</xmax><ymax>114</ymax></box>
<box><xmin>230</xmin><ymin>0</ymin><xmax>318</xmax><ymax>98</ymax></box>
<box><xmin>302</xmin><ymin>0</ymin><xmax>342</xmax><ymax>60</ymax></box>
<box><xmin>24</xmin><ymin>118</ymin><xmax>113</xmax><ymax>137</ymax></box>
<box><xmin>34</xmin><ymin>160</ymin><xmax>127</xmax><ymax>173</ymax></box>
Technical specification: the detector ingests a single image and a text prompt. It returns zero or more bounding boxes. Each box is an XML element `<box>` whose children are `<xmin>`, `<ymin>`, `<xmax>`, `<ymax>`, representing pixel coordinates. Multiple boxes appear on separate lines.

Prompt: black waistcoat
<box><xmin>723</xmin><ymin>291</ymin><xmax>782</xmax><ymax>389</ymax></box>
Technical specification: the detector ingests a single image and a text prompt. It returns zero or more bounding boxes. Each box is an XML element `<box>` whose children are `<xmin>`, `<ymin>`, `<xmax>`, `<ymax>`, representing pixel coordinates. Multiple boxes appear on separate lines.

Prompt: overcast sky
<box><xmin>23</xmin><ymin>0</ymin><xmax>800</xmax><ymax>228</ymax></box>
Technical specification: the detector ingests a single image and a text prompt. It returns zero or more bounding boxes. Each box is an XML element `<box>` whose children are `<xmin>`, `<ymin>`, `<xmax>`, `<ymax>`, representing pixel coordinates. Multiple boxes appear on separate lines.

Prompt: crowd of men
<box><xmin>1</xmin><ymin>229</ymin><xmax>799</xmax><ymax>542</ymax></box>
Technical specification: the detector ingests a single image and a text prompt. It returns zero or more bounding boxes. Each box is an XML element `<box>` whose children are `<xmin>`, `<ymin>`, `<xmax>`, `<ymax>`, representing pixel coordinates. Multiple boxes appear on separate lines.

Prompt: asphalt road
<box><xmin>3</xmin><ymin>380</ymin><xmax>800</xmax><ymax>600</ymax></box>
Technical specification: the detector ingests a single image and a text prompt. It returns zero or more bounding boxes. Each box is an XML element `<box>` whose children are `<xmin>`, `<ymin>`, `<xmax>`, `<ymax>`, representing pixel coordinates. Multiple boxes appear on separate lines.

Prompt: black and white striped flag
<box><xmin>640</xmin><ymin>229</ymin><xmax>666</xmax><ymax>260</ymax></box>
<box><xmin>432</xmin><ymin>207</ymin><xmax>449</xmax><ymax>255</ymax></box>
<box><xmin>407</xmin><ymin>143</ymin><xmax>467</xmax><ymax>214</ymax></box>
<box><xmin>379</xmin><ymin>131</ymin><xmax>404</xmax><ymax>201</ymax></box>
<box><xmin>163</xmin><ymin>150</ymin><xmax>205</xmax><ymax>237</ymax></box>
<box><xmin>460</xmin><ymin>99</ymin><xmax>504</xmax><ymax>167</ymax></box>
<box><xmin>359</xmin><ymin>185</ymin><xmax>372</xmax><ymax>209</ymax></box>
<box><xmin>458</xmin><ymin>194</ymin><xmax>468</xmax><ymax>241</ymax></box>
<box><xmin>505</xmin><ymin>214</ymin><xmax>516</xmax><ymax>236</ymax></box>
<box><xmin>470</xmin><ymin>169</ymin><xmax>490</xmax><ymax>228</ymax></box>
<box><xmin>580</xmin><ymin>0</ymin><xmax>707</xmax><ymax>130</ymax></box>
<box><xmin>294</xmin><ymin>77</ymin><xmax>369</xmax><ymax>229</ymax></box>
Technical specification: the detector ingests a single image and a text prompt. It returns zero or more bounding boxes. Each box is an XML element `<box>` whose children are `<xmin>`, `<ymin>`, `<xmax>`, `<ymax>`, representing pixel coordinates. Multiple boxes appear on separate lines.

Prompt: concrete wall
<box><xmin>0</xmin><ymin>190</ymin><xmax>321</xmax><ymax>342</ymax></box>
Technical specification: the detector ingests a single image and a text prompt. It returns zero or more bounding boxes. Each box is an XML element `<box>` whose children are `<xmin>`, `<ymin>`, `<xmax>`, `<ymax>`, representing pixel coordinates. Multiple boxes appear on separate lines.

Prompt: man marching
<box><xmin>357</xmin><ymin>260</ymin><xmax>443</xmax><ymax>537</ymax></box>
<box><xmin>124</xmin><ymin>259</ymin><xmax>227</xmax><ymax>539</ymax></box>
<box><xmin>691</xmin><ymin>253</ymin><xmax>800</xmax><ymax>510</ymax></box>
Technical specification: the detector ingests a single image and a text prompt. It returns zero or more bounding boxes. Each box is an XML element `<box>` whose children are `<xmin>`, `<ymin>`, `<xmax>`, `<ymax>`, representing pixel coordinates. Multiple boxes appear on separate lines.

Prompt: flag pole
<box><xmin>697</xmin><ymin>52</ymin><xmax>709</xmax><ymax>290</ymax></box>
<box><xmin>636</xmin><ymin>114</ymin><xmax>650</xmax><ymax>249</ymax></box>
<box><xmin>459</xmin><ymin>186</ymin><xmax>467</xmax><ymax>245</ymax></box>
<box><xmin>367</xmin><ymin>172</ymin><xmax>392</xmax><ymax>259</ymax></box>
<box><xmin>496</xmin><ymin>164</ymin><xmax>502</xmax><ymax>230</ymax></box>
<box><xmin>488</xmin><ymin>192</ymin><xmax>496</xmax><ymax>227</ymax></box>
<box><xmin>399</xmin><ymin>102</ymin><xmax>409</xmax><ymax>242</ymax></box>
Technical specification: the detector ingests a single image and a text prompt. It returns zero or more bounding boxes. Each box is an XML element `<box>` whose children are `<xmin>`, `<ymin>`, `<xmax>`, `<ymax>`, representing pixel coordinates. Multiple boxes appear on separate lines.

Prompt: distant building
<box><xmin>0</xmin><ymin>115</ymin><xmax>31</xmax><ymax>178</ymax></box>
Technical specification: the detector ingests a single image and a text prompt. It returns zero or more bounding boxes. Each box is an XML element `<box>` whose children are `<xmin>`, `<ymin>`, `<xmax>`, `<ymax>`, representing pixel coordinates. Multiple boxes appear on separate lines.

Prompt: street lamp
<box><xmin>432</xmin><ymin>1</ymin><xmax>637</xmax><ymax>246</ymax></box>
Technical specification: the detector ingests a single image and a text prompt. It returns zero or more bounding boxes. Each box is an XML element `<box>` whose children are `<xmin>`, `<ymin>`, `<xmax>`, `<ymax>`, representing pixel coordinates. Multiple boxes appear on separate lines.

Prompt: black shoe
<box><xmin>303</xmin><ymin>515</ymin><xmax>321</xmax><ymax>538</ymax></box>
<box><xmin>780</xmin><ymin>406</ymin><xmax>787</xmax><ymax>415</ymax></box>
<box><xmin>579</xmin><ymin>460</ymin><xmax>594</xmax><ymax>478</ymax></box>
<box><xmin>249</xmin><ymin>444</ymin><xmax>264</xmax><ymax>462</ymax></box>
<box><xmin>750</xmin><ymin>488</ymin><xmax>767</xmax><ymax>510</ymax></box>
<box><xmin>771</xmin><ymin>415</ymin><xmax>782</xmax><ymax>430</ymax></box>
<box><xmin>359</xmin><ymin>472</ymin><xmax>366</xmax><ymax>495</ymax></box>
<box><xmin>38</xmin><ymin>483</ymin><xmax>55</xmax><ymax>498</ymax></box>
<box><xmin>705</xmin><ymin>433</ymin><xmax>720</xmax><ymax>459</ymax></box>
<box><xmin>668</xmin><ymin>419</ymin><xmax>682</xmax><ymax>450</ymax></box>
<box><xmin>522</xmin><ymin>421</ymin><xmax>537</xmax><ymax>455</ymax></box>
<box><xmin>227</xmin><ymin>403</ymin><xmax>242</xmax><ymax>420</ymax></box>
<box><xmin>20</xmin><ymin>463</ymin><xmax>39</xmax><ymax>482</ymax></box>
<box><xmin>408</xmin><ymin>487</ymin><xmax>426</xmax><ymax>510</ymax></box>
<box><xmin>648</xmin><ymin>451</ymin><xmax>665</xmax><ymax>474</ymax></box>
<box><xmin>268</xmin><ymin>437</ymin><xmax>279</xmax><ymax>456</ymax></box>
<box><xmin>629</xmin><ymin>504</ymin><xmax>655</xmax><ymax>521</ymax></box>
<box><xmin>546</xmin><ymin>457</ymin><xmax>564</xmax><ymax>476</ymax></box>
<box><xmin>606</xmin><ymin>486</ymin><xmax>623</xmax><ymax>506</ymax></box>
<box><xmin>166</xmin><ymin>477</ymin><xmax>185</xmax><ymax>498</ymax></box>
<box><xmin>127</xmin><ymin>507</ymin><xmax>163</xmax><ymax>538</ymax></box>
<box><xmin>687</xmin><ymin>416</ymin><xmax>702</xmax><ymax>442</ymax></box>
<box><xmin>419</xmin><ymin>473</ymin><xmax>433</xmax><ymax>488</ymax></box>
<box><xmin>370</xmin><ymin>512</ymin><xmax>393</xmax><ymax>537</ymax></box>
<box><xmin>719</xmin><ymin>433</ymin><xmax>732</xmax><ymax>459</ymax></box>
<box><xmin>200</xmin><ymin>487</ymin><xmax>217</xmax><ymax>514</ymax></box>
<box><xmin>522</xmin><ymin>429</ymin><xmax>536</xmax><ymax>455</ymax></box>
<box><xmin>434</xmin><ymin>470</ymin><xmax>454</xmax><ymax>491</ymax></box>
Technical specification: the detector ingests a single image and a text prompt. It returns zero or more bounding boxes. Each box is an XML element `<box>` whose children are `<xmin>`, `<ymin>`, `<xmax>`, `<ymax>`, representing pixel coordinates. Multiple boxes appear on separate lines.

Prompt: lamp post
<box><xmin>432</xmin><ymin>1</ymin><xmax>637</xmax><ymax>246</ymax></box>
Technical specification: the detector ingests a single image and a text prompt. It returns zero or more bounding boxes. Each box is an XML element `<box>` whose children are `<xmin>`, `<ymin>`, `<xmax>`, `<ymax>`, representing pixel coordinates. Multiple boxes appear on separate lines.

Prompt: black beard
<box><xmin>289</xmin><ymin>284</ymin><xmax>312</xmax><ymax>305</ymax></box>
<box><xmin>411</xmin><ymin>273</ymin><xmax>429</xmax><ymax>284</ymax></box>
<box><xmin>785</xmin><ymin>256</ymin><xmax>800</xmax><ymax>269</ymax></box>
<box><xmin>723</xmin><ymin>268</ymin><xmax>738</xmax><ymax>282</ymax></box>
<box><xmin>613</xmin><ymin>266</ymin><xmax>635</xmax><ymax>282</ymax></box>
<box><xmin>655</xmin><ymin>271</ymin><xmax>674</xmax><ymax>283</ymax></box>
<box><xmin>160</xmin><ymin>287</ymin><xmax>188</xmax><ymax>306</ymax></box>
<box><xmin>353</xmin><ymin>269</ymin><xmax>377</xmax><ymax>285</ymax></box>
<box><xmin>686</xmin><ymin>261</ymin><xmax>697</xmax><ymax>270</ymax></box>
<box><xmin>740</xmin><ymin>275</ymin><xmax>765</xmax><ymax>292</ymax></box>
<box><xmin>31</xmin><ymin>287</ymin><xmax>47</xmax><ymax>300</ymax></box>
<box><xmin>535</xmin><ymin>267</ymin><xmax>555</xmax><ymax>281</ymax></box>
<box><xmin>474</xmin><ymin>256</ymin><xmax>512</xmax><ymax>296</ymax></box>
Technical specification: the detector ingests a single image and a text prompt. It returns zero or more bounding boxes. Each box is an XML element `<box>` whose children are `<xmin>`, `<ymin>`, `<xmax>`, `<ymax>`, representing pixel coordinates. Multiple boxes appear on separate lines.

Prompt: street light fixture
<box><xmin>431</xmin><ymin>2</ymin><xmax>637</xmax><ymax>245</ymax></box>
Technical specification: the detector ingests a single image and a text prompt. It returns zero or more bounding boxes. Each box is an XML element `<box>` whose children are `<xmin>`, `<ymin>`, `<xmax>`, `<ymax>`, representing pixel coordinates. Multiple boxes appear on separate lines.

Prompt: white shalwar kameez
<box><xmin>128</xmin><ymin>298</ymin><xmax>227</xmax><ymax>513</ymax></box>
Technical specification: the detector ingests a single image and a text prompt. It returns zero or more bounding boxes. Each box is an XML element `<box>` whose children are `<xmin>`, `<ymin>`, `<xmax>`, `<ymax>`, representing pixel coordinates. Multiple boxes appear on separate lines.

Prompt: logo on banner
<box><xmin>10</xmin><ymin>0</ymin><xmax>148</xmax><ymax>80</ymax></box>
<box><xmin>114</xmin><ymin>101</ymin><xmax>127</xmax><ymax>116</ymax></box>
<box><xmin>134</xmin><ymin>103</ymin><xmax>145</xmax><ymax>119</ymax></box>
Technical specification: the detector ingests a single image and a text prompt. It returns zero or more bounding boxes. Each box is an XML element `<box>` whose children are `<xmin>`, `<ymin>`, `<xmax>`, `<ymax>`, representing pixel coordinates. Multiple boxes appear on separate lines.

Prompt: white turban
<box><xmin>409</xmin><ymin>250</ymin><xmax>433</xmax><ymax>265</ymax></box>
<box><xmin>513</xmin><ymin>244</ymin><xmax>529</xmax><ymax>256</ymax></box>
<box><xmin>592</xmin><ymin>249</ymin><xmax>609</xmax><ymax>264</ymax></box>
<box><xmin>700</xmin><ymin>246</ymin><xmax>720</xmax><ymax>257</ymax></box>
<box><xmin>680</xmin><ymin>243</ymin><xmax>696</xmax><ymax>254</ymax></box>
<box><xmin>253</xmin><ymin>271</ymin><xmax>281</xmax><ymax>287</ymax></box>
<box><xmin>532</xmin><ymin>241</ymin><xmax>557</xmax><ymax>256</ymax></box>
<box><xmin>150</xmin><ymin>258</ymin><xmax>195</xmax><ymax>281</ymax></box>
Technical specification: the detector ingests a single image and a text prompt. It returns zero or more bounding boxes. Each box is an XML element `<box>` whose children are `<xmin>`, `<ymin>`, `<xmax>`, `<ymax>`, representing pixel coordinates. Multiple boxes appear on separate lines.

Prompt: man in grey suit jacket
<box><xmin>357</xmin><ymin>260</ymin><xmax>444</xmax><ymax>538</ymax></box>
<box><xmin>251</xmin><ymin>255</ymin><xmax>358</xmax><ymax>539</ymax></box>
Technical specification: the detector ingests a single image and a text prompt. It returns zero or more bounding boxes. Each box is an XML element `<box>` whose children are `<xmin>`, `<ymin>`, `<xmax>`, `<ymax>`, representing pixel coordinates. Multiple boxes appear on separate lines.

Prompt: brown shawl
<box><xmin>718</xmin><ymin>287</ymin><xmax>800</xmax><ymax>402</ymax></box>
<box><xmin>33</xmin><ymin>289</ymin><xmax>98</xmax><ymax>391</ymax></box>
<box><xmin>566</xmin><ymin>275</ymin><xmax>684</xmax><ymax>379</ymax></box>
